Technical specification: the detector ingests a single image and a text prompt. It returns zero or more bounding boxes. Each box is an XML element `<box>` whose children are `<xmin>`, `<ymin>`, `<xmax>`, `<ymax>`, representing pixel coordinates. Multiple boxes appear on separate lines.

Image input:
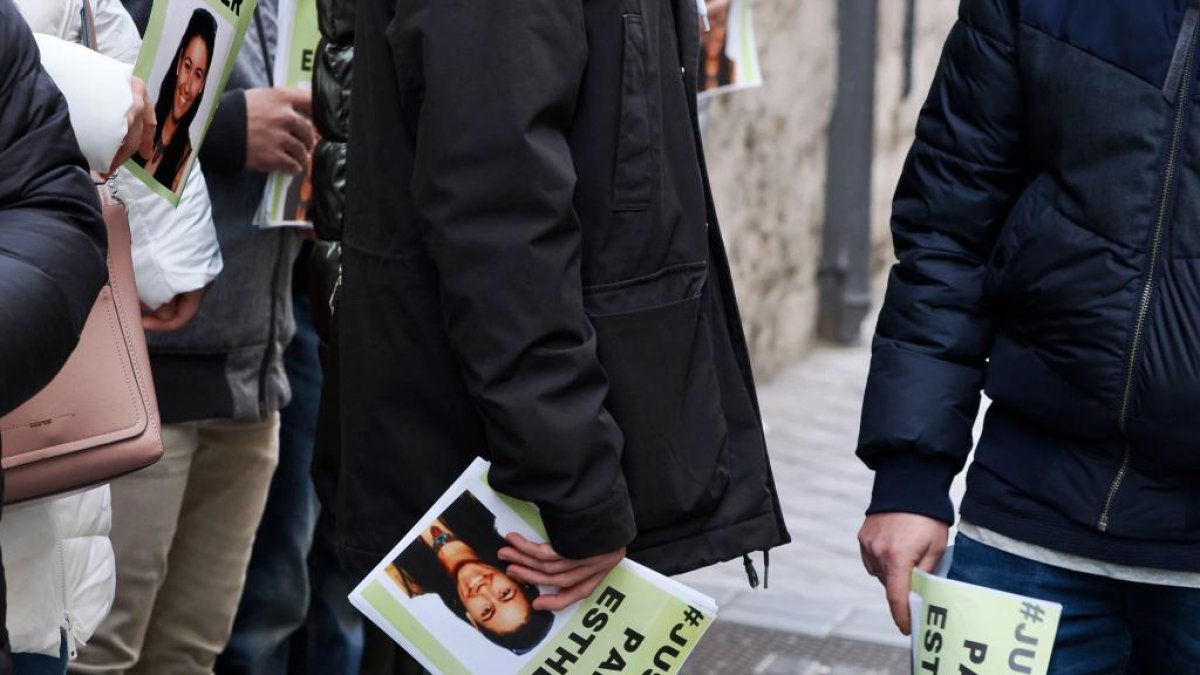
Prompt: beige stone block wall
<box><xmin>704</xmin><ymin>0</ymin><xmax>957</xmax><ymax>378</ymax></box>
<box><xmin>703</xmin><ymin>0</ymin><xmax>838</xmax><ymax>377</ymax></box>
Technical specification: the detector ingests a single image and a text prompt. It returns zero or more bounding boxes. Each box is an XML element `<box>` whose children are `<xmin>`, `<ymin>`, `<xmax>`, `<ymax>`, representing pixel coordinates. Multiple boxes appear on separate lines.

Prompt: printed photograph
<box><xmin>697</xmin><ymin>0</ymin><xmax>761</xmax><ymax>98</ymax></box>
<box><xmin>384</xmin><ymin>491</ymin><xmax>555</xmax><ymax>658</ymax></box>
<box><xmin>700</xmin><ymin>0</ymin><xmax>737</xmax><ymax>93</ymax></box>
<box><xmin>134</xmin><ymin>0</ymin><xmax>236</xmax><ymax>194</ymax></box>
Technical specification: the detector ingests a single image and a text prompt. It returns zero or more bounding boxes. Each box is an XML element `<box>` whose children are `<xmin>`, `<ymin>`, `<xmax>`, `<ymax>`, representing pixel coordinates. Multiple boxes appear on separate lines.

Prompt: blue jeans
<box><xmin>948</xmin><ymin>533</ymin><xmax>1200</xmax><ymax>674</ymax></box>
<box><xmin>217</xmin><ymin>295</ymin><xmax>361</xmax><ymax>675</ymax></box>
<box><xmin>11</xmin><ymin>632</ymin><xmax>67</xmax><ymax>675</ymax></box>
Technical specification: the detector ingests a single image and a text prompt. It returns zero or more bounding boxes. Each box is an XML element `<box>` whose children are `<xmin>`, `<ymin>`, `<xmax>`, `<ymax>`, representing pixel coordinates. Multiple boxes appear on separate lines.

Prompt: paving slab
<box><xmin>676</xmin><ymin>337</ymin><xmax>980</xmax><ymax>671</ymax></box>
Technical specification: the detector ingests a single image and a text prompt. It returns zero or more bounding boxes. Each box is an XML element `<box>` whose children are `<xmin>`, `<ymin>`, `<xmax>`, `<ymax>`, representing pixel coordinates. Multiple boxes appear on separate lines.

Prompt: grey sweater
<box><xmin>130</xmin><ymin>0</ymin><xmax>301</xmax><ymax>422</ymax></box>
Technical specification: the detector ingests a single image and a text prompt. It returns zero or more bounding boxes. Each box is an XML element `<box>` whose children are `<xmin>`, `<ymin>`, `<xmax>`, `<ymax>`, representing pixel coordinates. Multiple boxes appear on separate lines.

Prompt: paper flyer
<box><xmin>698</xmin><ymin>0</ymin><xmax>762</xmax><ymax>99</ymax></box>
<box><xmin>126</xmin><ymin>0</ymin><xmax>259</xmax><ymax>205</ymax></box>
<box><xmin>349</xmin><ymin>459</ymin><xmax>719</xmax><ymax>675</ymax></box>
<box><xmin>258</xmin><ymin>0</ymin><xmax>319</xmax><ymax>228</ymax></box>
<box><xmin>909</xmin><ymin>569</ymin><xmax>1062</xmax><ymax>675</ymax></box>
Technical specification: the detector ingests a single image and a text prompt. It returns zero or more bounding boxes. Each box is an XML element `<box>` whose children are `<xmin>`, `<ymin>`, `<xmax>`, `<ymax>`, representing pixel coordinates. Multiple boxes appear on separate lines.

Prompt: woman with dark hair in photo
<box><xmin>135</xmin><ymin>8</ymin><xmax>216</xmax><ymax>192</ymax></box>
<box><xmin>387</xmin><ymin>493</ymin><xmax>555</xmax><ymax>655</ymax></box>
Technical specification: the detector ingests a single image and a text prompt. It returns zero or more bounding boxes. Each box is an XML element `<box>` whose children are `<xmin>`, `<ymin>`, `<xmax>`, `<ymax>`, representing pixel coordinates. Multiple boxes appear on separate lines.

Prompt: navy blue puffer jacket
<box><xmin>859</xmin><ymin>0</ymin><xmax>1200</xmax><ymax>570</ymax></box>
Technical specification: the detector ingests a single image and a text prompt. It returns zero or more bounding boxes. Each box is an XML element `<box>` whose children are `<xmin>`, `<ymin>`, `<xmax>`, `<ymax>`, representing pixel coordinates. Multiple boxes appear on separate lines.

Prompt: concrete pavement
<box><xmin>677</xmin><ymin>340</ymin><xmax>974</xmax><ymax>673</ymax></box>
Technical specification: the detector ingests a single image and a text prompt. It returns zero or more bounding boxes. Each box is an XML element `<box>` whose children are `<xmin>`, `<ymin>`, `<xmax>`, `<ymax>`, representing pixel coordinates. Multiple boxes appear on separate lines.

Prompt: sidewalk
<box><xmin>677</xmin><ymin>340</ymin><xmax>971</xmax><ymax>673</ymax></box>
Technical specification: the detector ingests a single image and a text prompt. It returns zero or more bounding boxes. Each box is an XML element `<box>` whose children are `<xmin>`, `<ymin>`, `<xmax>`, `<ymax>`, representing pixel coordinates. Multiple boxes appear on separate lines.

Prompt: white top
<box><xmin>0</xmin><ymin>0</ymin><xmax>222</xmax><ymax>658</ymax></box>
<box><xmin>958</xmin><ymin>521</ymin><xmax>1200</xmax><ymax>589</ymax></box>
<box><xmin>18</xmin><ymin>0</ymin><xmax>223</xmax><ymax>309</ymax></box>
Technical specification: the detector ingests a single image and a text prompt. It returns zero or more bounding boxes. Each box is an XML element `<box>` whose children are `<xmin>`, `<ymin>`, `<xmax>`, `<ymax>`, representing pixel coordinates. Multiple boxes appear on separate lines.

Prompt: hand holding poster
<box><xmin>258</xmin><ymin>0</ymin><xmax>319</xmax><ymax>227</ymax></box>
<box><xmin>349</xmin><ymin>459</ymin><xmax>718</xmax><ymax>675</ymax></box>
<box><xmin>127</xmin><ymin>0</ymin><xmax>258</xmax><ymax>205</ymax></box>
<box><xmin>910</xmin><ymin>569</ymin><xmax>1062</xmax><ymax>675</ymax></box>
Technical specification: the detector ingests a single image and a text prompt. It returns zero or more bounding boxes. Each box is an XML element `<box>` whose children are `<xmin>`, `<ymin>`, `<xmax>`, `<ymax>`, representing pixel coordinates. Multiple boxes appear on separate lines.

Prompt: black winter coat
<box><xmin>308</xmin><ymin>0</ymin><xmax>353</xmax><ymax>519</ymax></box>
<box><xmin>860</xmin><ymin>0</ymin><xmax>1200</xmax><ymax>570</ymax></box>
<box><xmin>0</xmin><ymin>3</ymin><xmax>108</xmax><ymax>419</ymax></box>
<box><xmin>0</xmin><ymin>3</ymin><xmax>109</xmax><ymax>669</ymax></box>
<box><xmin>337</xmin><ymin>0</ymin><xmax>789</xmax><ymax>578</ymax></box>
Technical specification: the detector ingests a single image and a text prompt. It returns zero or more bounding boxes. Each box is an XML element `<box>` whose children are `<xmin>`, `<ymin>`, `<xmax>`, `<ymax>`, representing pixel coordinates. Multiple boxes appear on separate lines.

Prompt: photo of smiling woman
<box><xmin>134</xmin><ymin>8</ymin><xmax>217</xmax><ymax>192</ymax></box>
<box><xmin>385</xmin><ymin>492</ymin><xmax>555</xmax><ymax>655</ymax></box>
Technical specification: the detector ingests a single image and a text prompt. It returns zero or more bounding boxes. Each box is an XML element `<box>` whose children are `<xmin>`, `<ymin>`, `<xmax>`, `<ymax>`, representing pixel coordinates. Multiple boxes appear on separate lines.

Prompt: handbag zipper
<box><xmin>1100</xmin><ymin>14</ymin><xmax>1198</xmax><ymax>533</ymax></box>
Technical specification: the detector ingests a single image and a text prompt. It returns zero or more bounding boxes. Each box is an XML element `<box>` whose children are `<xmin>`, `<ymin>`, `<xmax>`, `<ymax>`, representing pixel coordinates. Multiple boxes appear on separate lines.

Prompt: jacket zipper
<box><xmin>1100</xmin><ymin>17</ymin><xmax>1199</xmax><ymax>533</ymax></box>
<box><xmin>56</xmin><ymin>542</ymin><xmax>78</xmax><ymax>659</ymax></box>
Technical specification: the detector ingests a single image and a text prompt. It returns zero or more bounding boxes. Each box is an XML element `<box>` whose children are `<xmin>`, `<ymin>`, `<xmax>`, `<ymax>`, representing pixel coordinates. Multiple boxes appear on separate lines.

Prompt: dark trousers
<box><xmin>0</xmin><ymin>481</ymin><xmax>10</xmax><ymax>675</ymax></box>
<box><xmin>359</xmin><ymin>625</ymin><xmax>424</xmax><ymax>675</ymax></box>
<box><xmin>216</xmin><ymin>295</ymin><xmax>362</xmax><ymax>675</ymax></box>
<box><xmin>949</xmin><ymin>533</ymin><xmax>1200</xmax><ymax>674</ymax></box>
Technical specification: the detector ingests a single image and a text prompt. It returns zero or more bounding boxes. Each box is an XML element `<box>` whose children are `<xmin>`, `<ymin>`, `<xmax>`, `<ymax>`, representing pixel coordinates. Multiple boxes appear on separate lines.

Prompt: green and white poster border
<box><xmin>126</xmin><ymin>0</ymin><xmax>259</xmax><ymax>206</ymax></box>
<box><xmin>349</xmin><ymin>459</ymin><xmax>719</xmax><ymax>675</ymax></box>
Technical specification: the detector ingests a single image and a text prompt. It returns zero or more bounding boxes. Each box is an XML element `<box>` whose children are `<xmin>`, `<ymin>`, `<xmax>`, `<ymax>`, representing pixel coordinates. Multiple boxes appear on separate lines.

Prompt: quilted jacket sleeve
<box><xmin>857</xmin><ymin>0</ymin><xmax>1031</xmax><ymax>524</ymax></box>
<box><xmin>0</xmin><ymin>0</ymin><xmax>107</xmax><ymax>416</ymax></box>
<box><xmin>409</xmin><ymin>0</ymin><xmax>636</xmax><ymax>559</ymax></box>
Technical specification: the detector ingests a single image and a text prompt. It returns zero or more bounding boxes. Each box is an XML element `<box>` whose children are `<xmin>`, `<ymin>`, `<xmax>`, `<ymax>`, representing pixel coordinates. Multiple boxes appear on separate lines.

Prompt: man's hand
<box><xmin>498</xmin><ymin>533</ymin><xmax>625</xmax><ymax>612</ymax></box>
<box><xmin>244</xmin><ymin>87</ymin><xmax>315</xmax><ymax>175</ymax></box>
<box><xmin>109</xmin><ymin>76</ymin><xmax>156</xmax><ymax>175</ymax></box>
<box><xmin>858</xmin><ymin>512</ymin><xmax>949</xmax><ymax>635</ymax></box>
<box><xmin>142</xmin><ymin>287</ymin><xmax>206</xmax><ymax>332</ymax></box>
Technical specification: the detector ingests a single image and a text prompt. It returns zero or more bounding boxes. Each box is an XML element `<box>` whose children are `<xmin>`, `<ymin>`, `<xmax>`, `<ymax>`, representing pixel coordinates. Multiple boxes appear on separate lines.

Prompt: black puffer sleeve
<box><xmin>0</xmin><ymin>0</ymin><xmax>108</xmax><ymax>416</ymax></box>
<box><xmin>856</xmin><ymin>0</ymin><xmax>1031</xmax><ymax>524</ymax></box>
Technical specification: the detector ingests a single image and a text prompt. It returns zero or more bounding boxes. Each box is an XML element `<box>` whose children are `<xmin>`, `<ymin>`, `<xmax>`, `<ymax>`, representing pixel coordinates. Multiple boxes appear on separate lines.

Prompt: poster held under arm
<box><xmin>125</xmin><ymin>0</ymin><xmax>258</xmax><ymax>206</ymax></box>
<box><xmin>349</xmin><ymin>458</ymin><xmax>719</xmax><ymax>675</ymax></box>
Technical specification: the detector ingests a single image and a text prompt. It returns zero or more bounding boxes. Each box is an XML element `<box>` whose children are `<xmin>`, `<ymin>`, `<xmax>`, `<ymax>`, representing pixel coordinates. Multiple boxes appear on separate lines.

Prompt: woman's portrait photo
<box><xmin>384</xmin><ymin>492</ymin><xmax>555</xmax><ymax>657</ymax></box>
<box><xmin>135</xmin><ymin>1</ymin><xmax>234</xmax><ymax>194</ymax></box>
<box><xmin>700</xmin><ymin>0</ymin><xmax>737</xmax><ymax>93</ymax></box>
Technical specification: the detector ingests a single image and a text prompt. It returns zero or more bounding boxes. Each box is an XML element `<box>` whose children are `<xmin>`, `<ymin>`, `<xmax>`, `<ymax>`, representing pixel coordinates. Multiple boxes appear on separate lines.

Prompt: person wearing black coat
<box><xmin>0</xmin><ymin>0</ymin><xmax>110</xmax><ymax>671</ymax></box>
<box><xmin>337</xmin><ymin>0</ymin><xmax>789</xmax><ymax>613</ymax></box>
<box><xmin>858</xmin><ymin>0</ymin><xmax>1200</xmax><ymax>669</ymax></box>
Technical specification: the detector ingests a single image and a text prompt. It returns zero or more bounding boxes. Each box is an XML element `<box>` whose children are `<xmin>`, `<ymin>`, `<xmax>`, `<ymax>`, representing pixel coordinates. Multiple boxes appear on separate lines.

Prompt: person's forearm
<box><xmin>414</xmin><ymin>0</ymin><xmax>635</xmax><ymax>559</ymax></box>
<box><xmin>198</xmin><ymin>90</ymin><xmax>248</xmax><ymax>174</ymax></box>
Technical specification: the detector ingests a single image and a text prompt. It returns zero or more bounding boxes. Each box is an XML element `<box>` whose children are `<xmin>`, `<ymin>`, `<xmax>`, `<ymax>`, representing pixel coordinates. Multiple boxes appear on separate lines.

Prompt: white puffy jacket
<box><xmin>2</xmin><ymin>0</ymin><xmax>223</xmax><ymax>658</ymax></box>
<box><xmin>25</xmin><ymin>0</ymin><xmax>224</xmax><ymax>309</ymax></box>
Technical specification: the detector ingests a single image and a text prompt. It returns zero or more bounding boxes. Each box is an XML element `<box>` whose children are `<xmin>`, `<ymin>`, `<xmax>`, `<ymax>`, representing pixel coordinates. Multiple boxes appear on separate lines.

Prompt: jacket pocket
<box><xmin>613</xmin><ymin>12</ymin><xmax>654</xmax><ymax>211</ymax></box>
<box><xmin>585</xmin><ymin>262</ymin><xmax>731</xmax><ymax>531</ymax></box>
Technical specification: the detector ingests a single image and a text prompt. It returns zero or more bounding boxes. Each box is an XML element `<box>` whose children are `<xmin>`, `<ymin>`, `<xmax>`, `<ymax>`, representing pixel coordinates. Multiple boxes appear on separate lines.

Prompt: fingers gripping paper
<box><xmin>349</xmin><ymin>459</ymin><xmax>719</xmax><ymax>675</ymax></box>
<box><xmin>909</xmin><ymin>569</ymin><xmax>1062</xmax><ymax>675</ymax></box>
<box><xmin>258</xmin><ymin>0</ymin><xmax>318</xmax><ymax>228</ymax></box>
<box><xmin>126</xmin><ymin>0</ymin><xmax>258</xmax><ymax>205</ymax></box>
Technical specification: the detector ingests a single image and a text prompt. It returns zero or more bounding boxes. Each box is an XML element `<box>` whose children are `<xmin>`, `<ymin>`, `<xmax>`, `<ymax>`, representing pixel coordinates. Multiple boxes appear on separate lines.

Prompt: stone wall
<box><xmin>872</xmin><ymin>0</ymin><xmax>959</xmax><ymax>295</ymax></box>
<box><xmin>703</xmin><ymin>0</ymin><xmax>957</xmax><ymax>378</ymax></box>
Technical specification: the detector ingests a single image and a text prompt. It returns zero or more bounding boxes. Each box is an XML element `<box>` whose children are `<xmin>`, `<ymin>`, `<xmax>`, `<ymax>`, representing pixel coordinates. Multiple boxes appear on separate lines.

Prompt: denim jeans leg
<box><xmin>11</xmin><ymin>631</ymin><xmax>67</xmax><ymax>675</ymax></box>
<box><xmin>947</xmin><ymin>534</ymin><xmax>1134</xmax><ymax>674</ymax></box>
<box><xmin>295</xmin><ymin>510</ymin><xmax>363</xmax><ymax>675</ymax></box>
<box><xmin>1125</xmin><ymin>579</ymin><xmax>1200</xmax><ymax>671</ymax></box>
<box><xmin>216</xmin><ymin>295</ymin><xmax>323</xmax><ymax>675</ymax></box>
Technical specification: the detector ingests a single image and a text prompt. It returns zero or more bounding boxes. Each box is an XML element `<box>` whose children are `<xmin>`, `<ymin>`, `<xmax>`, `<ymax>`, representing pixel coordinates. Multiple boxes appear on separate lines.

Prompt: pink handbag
<box><xmin>0</xmin><ymin>184</ymin><xmax>163</xmax><ymax>504</ymax></box>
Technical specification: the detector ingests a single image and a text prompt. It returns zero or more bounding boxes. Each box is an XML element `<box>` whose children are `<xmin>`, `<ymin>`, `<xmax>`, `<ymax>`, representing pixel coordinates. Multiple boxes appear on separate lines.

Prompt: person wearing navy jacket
<box><xmin>0</xmin><ymin>0</ymin><xmax>110</xmax><ymax>671</ymax></box>
<box><xmin>858</xmin><ymin>0</ymin><xmax>1200</xmax><ymax>669</ymax></box>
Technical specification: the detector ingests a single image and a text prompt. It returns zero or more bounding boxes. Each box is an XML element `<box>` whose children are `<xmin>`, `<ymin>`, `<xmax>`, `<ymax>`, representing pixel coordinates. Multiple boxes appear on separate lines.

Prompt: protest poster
<box><xmin>258</xmin><ymin>0</ymin><xmax>319</xmax><ymax>227</ymax></box>
<box><xmin>910</xmin><ymin>569</ymin><xmax>1062</xmax><ymax>675</ymax></box>
<box><xmin>349</xmin><ymin>458</ymin><xmax>718</xmax><ymax>675</ymax></box>
<box><xmin>698</xmin><ymin>0</ymin><xmax>762</xmax><ymax>99</ymax></box>
<box><xmin>126</xmin><ymin>0</ymin><xmax>258</xmax><ymax>205</ymax></box>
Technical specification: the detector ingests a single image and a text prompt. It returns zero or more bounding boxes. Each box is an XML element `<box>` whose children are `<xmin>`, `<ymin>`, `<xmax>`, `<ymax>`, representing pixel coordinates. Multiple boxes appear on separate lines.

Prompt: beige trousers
<box><xmin>71</xmin><ymin>415</ymin><xmax>280</xmax><ymax>675</ymax></box>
